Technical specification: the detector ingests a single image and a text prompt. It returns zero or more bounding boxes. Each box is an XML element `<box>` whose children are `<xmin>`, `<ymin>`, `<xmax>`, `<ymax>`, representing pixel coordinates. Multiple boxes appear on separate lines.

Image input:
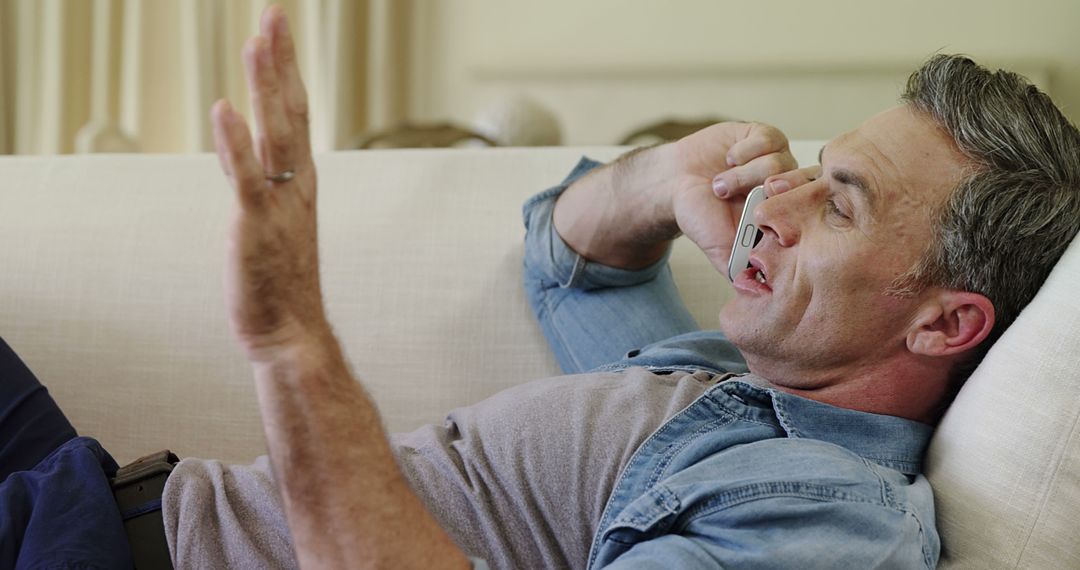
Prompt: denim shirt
<box><xmin>586</xmin><ymin>369</ymin><xmax>937</xmax><ymax>569</ymax></box>
<box><xmin>522</xmin><ymin>157</ymin><xmax>940</xmax><ymax>569</ymax></box>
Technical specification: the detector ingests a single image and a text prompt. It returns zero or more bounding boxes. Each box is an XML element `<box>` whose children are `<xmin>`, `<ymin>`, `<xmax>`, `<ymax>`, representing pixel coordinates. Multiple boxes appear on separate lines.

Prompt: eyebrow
<box><xmin>818</xmin><ymin>143</ymin><xmax>878</xmax><ymax>213</ymax></box>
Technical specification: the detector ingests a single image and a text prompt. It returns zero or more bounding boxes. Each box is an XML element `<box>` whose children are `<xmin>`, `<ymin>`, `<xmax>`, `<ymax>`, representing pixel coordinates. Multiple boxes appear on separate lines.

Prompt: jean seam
<box><xmin>537</xmin><ymin>283</ymin><xmax>587</xmax><ymax>374</ymax></box>
<box><xmin>585</xmin><ymin>388</ymin><xmax>716</xmax><ymax>569</ymax></box>
<box><xmin>676</xmin><ymin>487</ymin><xmax>933</xmax><ymax>568</ymax></box>
<box><xmin>645</xmin><ymin>416</ymin><xmax>733</xmax><ymax>489</ymax></box>
<box><xmin>702</xmin><ymin>387</ymin><xmax>784</xmax><ymax>429</ymax></box>
<box><xmin>677</xmin><ymin>482</ymin><xmax>881</xmax><ymax>522</ymax></box>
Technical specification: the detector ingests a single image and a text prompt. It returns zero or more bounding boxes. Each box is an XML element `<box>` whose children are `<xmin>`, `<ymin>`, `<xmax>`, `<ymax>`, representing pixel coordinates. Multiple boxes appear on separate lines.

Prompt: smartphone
<box><xmin>726</xmin><ymin>185</ymin><xmax>767</xmax><ymax>282</ymax></box>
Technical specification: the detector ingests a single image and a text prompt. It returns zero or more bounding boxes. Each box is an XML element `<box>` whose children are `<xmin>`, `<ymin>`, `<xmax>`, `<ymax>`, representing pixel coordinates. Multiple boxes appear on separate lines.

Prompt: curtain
<box><xmin>0</xmin><ymin>0</ymin><xmax>411</xmax><ymax>155</ymax></box>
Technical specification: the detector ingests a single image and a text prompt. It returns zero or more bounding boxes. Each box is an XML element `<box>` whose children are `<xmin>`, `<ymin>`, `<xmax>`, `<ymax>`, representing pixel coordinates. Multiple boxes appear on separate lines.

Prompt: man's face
<box><xmin>720</xmin><ymin>105</ymin><xmax>968</xmax><ymax>387</ymax></box>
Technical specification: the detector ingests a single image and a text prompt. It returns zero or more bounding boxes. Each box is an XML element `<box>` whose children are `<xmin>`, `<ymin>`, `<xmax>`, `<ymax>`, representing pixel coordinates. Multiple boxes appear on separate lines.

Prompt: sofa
<box><xmin>1</xmin><ymin>144</ymin><xmax>1078</xmax><ymax>568</ymax></box>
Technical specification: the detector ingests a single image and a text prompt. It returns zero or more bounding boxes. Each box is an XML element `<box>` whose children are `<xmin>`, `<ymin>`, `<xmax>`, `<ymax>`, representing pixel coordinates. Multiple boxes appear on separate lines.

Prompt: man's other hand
<box><xmin>553</xmin><ymin>122</ymin><xmax>795</xmax><ymax>272</ymax></box>
<box><xmin>211</xmin><ymin>6</ymin><xmax>326</xmax><ymax>362</ymax></box>
<box><xmin>672</xmin><ymin>122</ymin><xmax>797</xmax><ymax>271</ymax></box>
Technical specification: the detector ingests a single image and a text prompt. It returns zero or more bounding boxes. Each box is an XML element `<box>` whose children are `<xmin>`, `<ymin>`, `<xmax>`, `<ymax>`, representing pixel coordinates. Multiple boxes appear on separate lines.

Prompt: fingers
<box><xmin>261</xmin><ymin>5</ymin><xmax>312</xmax><ymax>160</ymax></box>
<box><xmin>244</xmin><ymin>34</ymin><xmax>294</xmax><ymax>175</ymax></box>
<box><xmin>710</xmin><ymin>122</ymin><xmax>796</xmax><ymax>198</ymax></box>
<box><xmin>725</xmin><ymin>123</ymin><xmax>789</xmax><ymax>168</ymax></box>
<box><xmin>212</xmin><ymin>101</ymin><xmax>235</xmax><ymax>184</ymax></box>
<box><xmin>763</xmin><ymin>164</ymin><xmax>823</xmax><ymax>197</ymax></box>
<box><xmin>212</xmin><ymin>99</ymin><xmax>264</xmax><ymax>209</ymax></box>
<box><xmin>712</xmin><ymin>151</ymin><xmax>798</xmax><ymax>199</ymax></box>
<box><xmin>214</xmin><ymin>6</ymin><xmax>312</xmax><ymax>208</ymax></box>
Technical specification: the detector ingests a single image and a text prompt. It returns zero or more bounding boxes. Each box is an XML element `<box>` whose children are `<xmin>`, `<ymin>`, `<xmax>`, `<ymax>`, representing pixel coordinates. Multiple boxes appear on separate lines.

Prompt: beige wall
<box><xmin>4</xmin><ymin>1</ymin><xmax>1076</xmax><ymax>152</ymax></box>
<box><xmin>409</xmin><ymin>0</ymin><xmax>1080</xmax><ymax>144</ymax></box>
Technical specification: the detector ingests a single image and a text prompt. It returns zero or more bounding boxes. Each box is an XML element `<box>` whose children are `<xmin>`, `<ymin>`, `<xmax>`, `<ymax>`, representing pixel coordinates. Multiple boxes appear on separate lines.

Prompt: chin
<box><xmin>719</xmin><ymin>311</ymin><xmax>791</xmax><ymax>373</ymax></box>
<box><xmin>718</xmin><ymin>305</ymin><xmax>760</xmax><ymax>351</ymax></box>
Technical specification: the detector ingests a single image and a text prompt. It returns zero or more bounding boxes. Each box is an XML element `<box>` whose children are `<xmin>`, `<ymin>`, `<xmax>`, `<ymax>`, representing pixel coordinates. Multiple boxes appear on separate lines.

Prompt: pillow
<box><xmin>926</xmin><ymin>234</ymin><xmax>1080</xmax><ymax>569</ymax></box>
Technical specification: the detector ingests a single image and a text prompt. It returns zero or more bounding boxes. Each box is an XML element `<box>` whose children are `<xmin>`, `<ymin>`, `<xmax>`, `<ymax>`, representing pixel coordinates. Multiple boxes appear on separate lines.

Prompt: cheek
<box><xmin>802</xmin><ymin>236</ymin><xmax>879</xmax><ymax>291</ymax></box>
<box><xmin>799</xmin><ymin>244</ymin><xmax>904</xmax><ymax>314</ymax></box>
<box><xmin>879</xmin><ymin>228</ymin><xmax>925</xmax><ymax>271</ymax></box>
<box><xmin>875</xmin><ymin>203</ymin><xmax>935</xmax><ymax>266</ymax></box>
<box><xmin>804</xmin><ymin>249</ymin><xmax>919</xmax><ymax>334</ymax></box>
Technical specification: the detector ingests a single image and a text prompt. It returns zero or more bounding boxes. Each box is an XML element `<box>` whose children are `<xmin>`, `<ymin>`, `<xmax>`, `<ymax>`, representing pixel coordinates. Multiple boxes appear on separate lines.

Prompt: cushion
<box><xmin>927</xmin><ymin>233</ymin><xmax>1080</xmax><ymax>569</ymax></box>
<box><xmin>0</xmin><ymin>144</ymin><xmax>822</xmax><ymax>466</ymax></box>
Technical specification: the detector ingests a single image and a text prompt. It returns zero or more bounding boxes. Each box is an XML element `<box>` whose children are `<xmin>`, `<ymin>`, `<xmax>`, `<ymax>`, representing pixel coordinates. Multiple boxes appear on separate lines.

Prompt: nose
<box><xmin>754</xmin><ymin>182</ymin><xmax>819</xmax><ymax>247</ymax></box>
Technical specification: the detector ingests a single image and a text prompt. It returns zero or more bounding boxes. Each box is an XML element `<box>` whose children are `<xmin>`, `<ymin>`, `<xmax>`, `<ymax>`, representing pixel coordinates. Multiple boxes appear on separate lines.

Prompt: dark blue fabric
<box><xmin>0</xmin><ymin>336</ymin><xmax>132</xmax><ymax>569</ymax></box>
<box><xmin>0</xmin><ymin>337</ymin><xmax>78</xmax><ymax>479</ymax></box>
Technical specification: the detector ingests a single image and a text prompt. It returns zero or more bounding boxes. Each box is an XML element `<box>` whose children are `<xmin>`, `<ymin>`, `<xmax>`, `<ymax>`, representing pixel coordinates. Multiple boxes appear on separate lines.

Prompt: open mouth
<box><xmin>749</xmin><ymin>257</ymin><xmax>768</xmax><ymax>285</ymax></box>
<box><xmin>735</xmin><ymin>262</ymin><xmax>771</xmax><ymax>295</ymax></box>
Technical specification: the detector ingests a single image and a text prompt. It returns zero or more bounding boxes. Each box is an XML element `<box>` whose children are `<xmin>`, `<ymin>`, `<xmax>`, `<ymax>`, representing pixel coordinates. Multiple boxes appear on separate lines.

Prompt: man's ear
<box><xmin>906</xmin><ymin>291</ymin><xmax>996</xmax><ymax>357</ymax></box>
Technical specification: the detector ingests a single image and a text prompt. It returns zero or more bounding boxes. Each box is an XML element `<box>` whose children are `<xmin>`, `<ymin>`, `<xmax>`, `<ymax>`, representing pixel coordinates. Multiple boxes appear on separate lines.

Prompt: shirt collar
<box><xmin>722</xmin><ymin>375</ymin><xmax>935</xmax><ymax>476</ymax></box>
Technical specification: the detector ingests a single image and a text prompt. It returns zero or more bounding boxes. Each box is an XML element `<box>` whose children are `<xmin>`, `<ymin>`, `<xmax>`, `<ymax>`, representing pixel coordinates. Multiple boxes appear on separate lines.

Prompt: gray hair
<box><xmin>891</xmin><ymin>54</ymin><xmax>1080</xmax><ymax>382</ymax></box>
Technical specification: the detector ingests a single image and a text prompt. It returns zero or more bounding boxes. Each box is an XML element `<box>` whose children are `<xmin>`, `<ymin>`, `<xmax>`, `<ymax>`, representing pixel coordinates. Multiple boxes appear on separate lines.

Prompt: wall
<box><xmin>4</xmin><ymin>1</ymin><xmax>1076</xmax><ymax>152</ymax></box>
<box><xmin>409</xmin><ymin>0</ymin><xmax>1080</xmax><ymax>144</ymax></box>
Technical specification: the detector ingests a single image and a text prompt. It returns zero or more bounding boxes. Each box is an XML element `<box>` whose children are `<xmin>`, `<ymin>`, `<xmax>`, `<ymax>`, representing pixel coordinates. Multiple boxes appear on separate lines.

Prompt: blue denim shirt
<box><xmin>585</xmin><ymin>371</ymin><xmax>937</xmax><ymax>569</ymax></box>
<box><xmin>521</xmin><ymin>157</ymin><xmax>940</xmax><ymax>569</ymax></box>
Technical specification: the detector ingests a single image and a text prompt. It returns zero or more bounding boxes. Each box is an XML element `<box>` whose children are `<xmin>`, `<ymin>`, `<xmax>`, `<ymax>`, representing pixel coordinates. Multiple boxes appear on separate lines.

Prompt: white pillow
<box><xmin>927</xmin><ymin>234</ymin><xmax>1080</xmax><ymax>569</ymax></box>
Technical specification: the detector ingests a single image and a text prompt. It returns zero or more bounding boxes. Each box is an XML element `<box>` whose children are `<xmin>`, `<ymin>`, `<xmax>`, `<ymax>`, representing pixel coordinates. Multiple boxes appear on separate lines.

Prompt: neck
<box><xmin>746</xmin><ymin>353</ymin><xmax>951</xmax><ymax>425</ymax></box>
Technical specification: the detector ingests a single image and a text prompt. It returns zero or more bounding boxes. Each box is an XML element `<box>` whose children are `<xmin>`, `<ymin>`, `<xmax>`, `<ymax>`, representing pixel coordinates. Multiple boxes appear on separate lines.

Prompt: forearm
<box><xmin>251</xmin><ymin>330</ymin><xmax>469</xmax><ymax>570</ymax></box>
<box><xmin>552</xmin><ymin>144</ymin><xmax>682</xmax><ymax>269</ymax></box>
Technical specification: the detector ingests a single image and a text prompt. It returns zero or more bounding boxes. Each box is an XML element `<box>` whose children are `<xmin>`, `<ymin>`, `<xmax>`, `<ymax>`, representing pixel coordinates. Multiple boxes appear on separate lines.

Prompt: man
<box><xmin>3</xmin><ymin>4</ymin><xmax>1080</xmax><ymax>569</ymax></box>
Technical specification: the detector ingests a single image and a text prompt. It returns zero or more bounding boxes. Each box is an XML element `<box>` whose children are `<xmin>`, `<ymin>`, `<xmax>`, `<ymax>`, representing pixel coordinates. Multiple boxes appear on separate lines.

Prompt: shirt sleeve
<box><xmin>522</xmin><ymin>156</ymin><xmax>675</xmax><ymax>291</ymax></box>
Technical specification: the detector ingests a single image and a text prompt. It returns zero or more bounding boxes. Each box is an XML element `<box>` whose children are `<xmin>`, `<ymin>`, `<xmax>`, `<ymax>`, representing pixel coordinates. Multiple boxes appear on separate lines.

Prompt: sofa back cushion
<box><xmin>926</xmin><ymin>234</ymin><xmax>1080</xmax><ymax>569</ymax></box>
<box><xmin>3</xmin><ymin>144</ymin><xmax>1078</xmax><ymax>568</ymax></box>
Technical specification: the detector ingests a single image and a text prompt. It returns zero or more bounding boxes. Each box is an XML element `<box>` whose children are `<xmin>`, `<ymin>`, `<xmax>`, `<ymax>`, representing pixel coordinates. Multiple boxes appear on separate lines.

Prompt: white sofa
<box><xmin>2</xmin><ymin>144</ymin><xmax>1078</xmax><ymax>568</ymax></box>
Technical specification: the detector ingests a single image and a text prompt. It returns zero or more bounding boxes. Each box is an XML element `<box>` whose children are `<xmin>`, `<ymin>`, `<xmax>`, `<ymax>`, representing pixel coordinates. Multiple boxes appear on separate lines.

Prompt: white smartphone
<box><xmin>726</xmin><ymin>185</ymin><xmax>767</xmax><ymax>282</ymax></box>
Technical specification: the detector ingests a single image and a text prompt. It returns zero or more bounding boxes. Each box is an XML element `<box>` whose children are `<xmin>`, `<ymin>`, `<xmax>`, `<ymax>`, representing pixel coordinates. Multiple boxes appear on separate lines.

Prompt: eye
<box><xmin>825</xmin><ymin>198</ymin><xmax>851</xmax><ymax>221</ymax></box>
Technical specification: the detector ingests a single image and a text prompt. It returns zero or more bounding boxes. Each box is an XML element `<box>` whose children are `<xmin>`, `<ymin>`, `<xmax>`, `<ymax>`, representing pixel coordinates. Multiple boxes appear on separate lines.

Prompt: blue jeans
<box><xmin>0</xmin><ymin>337</ymin><xmax>130</xmax><ymax>567</ymax></box>
<box><xmin>521</xmin><ymin>156</ymin><xmax>749</xmax><ymax>377</ymax></box>
<box><xmin>0</xmin><ymin>337</ymin><xmax>79</xmax><ymax>480</ymax></box>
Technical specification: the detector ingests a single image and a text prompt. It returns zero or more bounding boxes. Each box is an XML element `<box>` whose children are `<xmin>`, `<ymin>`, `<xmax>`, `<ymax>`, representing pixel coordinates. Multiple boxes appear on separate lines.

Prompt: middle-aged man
<box><xmin>3</xmin><ymin>4</ymin><xmax>1080</xmax><ymax>569</ymax></box>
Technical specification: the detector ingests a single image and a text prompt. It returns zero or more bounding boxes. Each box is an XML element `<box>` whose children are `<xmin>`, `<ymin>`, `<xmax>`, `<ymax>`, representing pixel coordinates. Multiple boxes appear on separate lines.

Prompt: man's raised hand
<box><xmin>209</xmin><ymin>9</ymin><xmax>475</xmax><ymax>569</ymax></box>
<box><xmin>211</xmin><ymin>5</ymin><xmax>325</xmax><ymax>362</ymax></box>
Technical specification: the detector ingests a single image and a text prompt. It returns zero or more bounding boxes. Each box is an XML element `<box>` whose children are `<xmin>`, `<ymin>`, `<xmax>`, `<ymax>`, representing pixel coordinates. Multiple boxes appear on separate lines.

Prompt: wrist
<box><xmin>618</xmin><ymin>142</ymin><xmax>681</xmax><ymax>229</ymax></box>
<box><xmin>552</xmin><ymin>143</ymin><xmax>685</xmax><ymax>269</ymax></box>
<box><xmin>242</xmin><ymin>318</ymin><xmax>340</xmax><ymax>366</ymax></box>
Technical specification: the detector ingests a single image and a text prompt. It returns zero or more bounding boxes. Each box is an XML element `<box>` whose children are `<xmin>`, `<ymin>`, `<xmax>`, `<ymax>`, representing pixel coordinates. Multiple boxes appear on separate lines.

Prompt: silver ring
<box><xmin>265</xmin><ymin>169</ymin><xmax>295</xmax><ymax>183</ymax></box>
